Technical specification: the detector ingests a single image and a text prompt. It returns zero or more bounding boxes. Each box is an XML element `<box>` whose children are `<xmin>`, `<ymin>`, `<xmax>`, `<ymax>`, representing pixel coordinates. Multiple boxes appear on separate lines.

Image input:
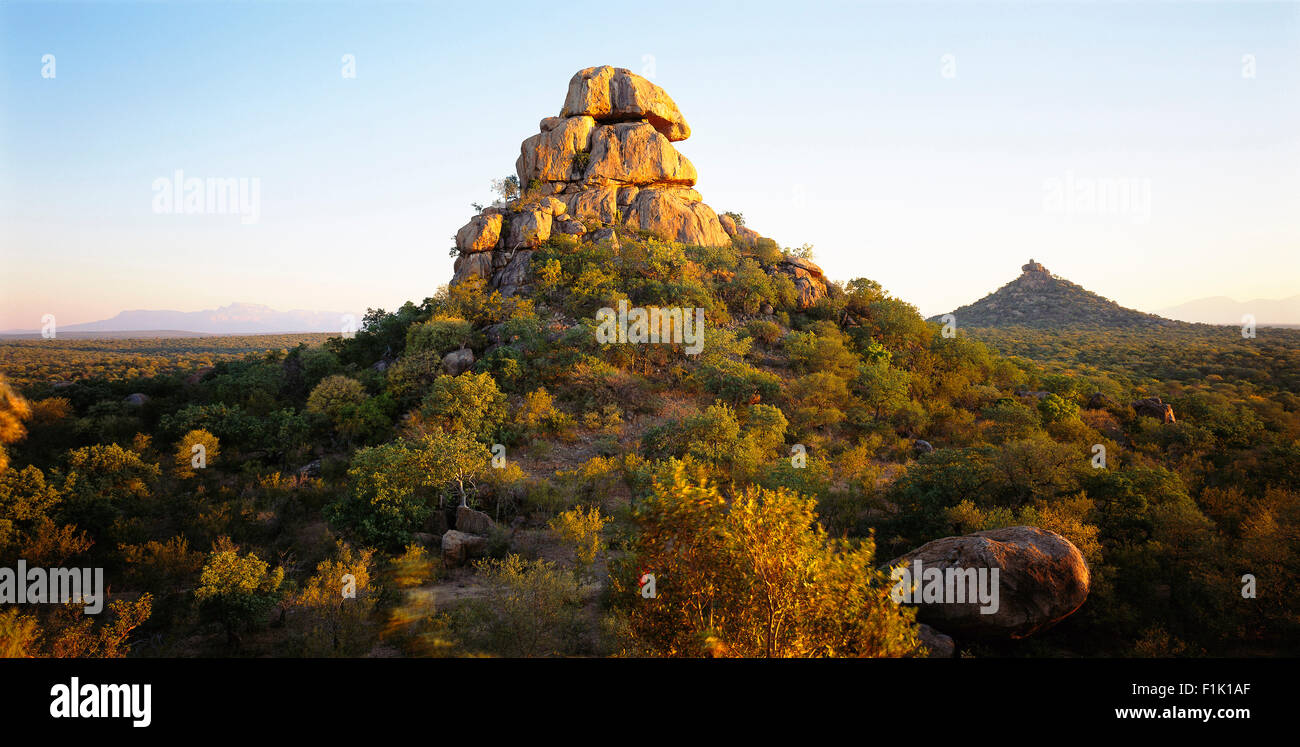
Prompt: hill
<box><xmin>2</xmin><ymin>303</ymin><xmax>355</xmax><ymax>336</ymax></box>
<box><xmin>1156</xmin><ymin>294</ymin><xmax>1300</xmax><ymax>326</ymax></box>
<box><xmin>931</xmin><ymin>260</ymin><xmax>1180</xmax><ymax>330</ymax></box>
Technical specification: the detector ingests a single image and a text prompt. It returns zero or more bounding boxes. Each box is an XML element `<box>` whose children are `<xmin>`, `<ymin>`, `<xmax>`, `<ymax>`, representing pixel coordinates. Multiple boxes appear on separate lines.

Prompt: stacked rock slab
<box><xmin>450</xmin><ymin>66</ymin><xmax>830</xmax><ymax>307</ymax></box>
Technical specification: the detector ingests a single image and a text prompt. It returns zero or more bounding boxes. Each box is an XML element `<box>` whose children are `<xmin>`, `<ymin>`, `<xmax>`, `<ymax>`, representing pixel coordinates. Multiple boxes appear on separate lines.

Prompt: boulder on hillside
<box><xmin>451</xmin><ymin>251</ymin><xmax>494</xmax><ymax>286</ymax></box>
<box><xmin>506</xmin><ymin>207</ymin><xmax>553</xmax><ymax>250</ymax></box>
<box><xmin>442</xmin><ymin>348</ymin><xmax>475</xmax><ymax>376</ymax></box>
<box><xmin>492</xmin><ymin>250</ymin><xmax>533</xmax><ymax>298</ymax></box>
<box><xmin>441</xmin><ymin>530</ymin><xmax>489</xmax><ymax>568</ymax></box>
<box><xmin>1132</xmin><ymin>396</ymin><xmax>1176</xmax><ymax>423</ymax></box>
<box><xmin>583</xmin><ymin>122</ymin><xmax>697</xmax><ymax>186</ymax></box>
<box><xmin>123</xmin><ymin>393</ymin><xmax>149</xmax><ymax>406</ymax></box>
<box><xmin>622</xmin><ymin>186</ymin><xmax>730</xmax><ymax>247</ymax></box>
<box><xmin>775</xmin><ymin>256</ymin><xmax>831</xmax><ymax>309</ymax></box>
<box><xmin>719</xmin><ymin>213</ymin><xmax>761</xmax><ymax>248</ymax></box>
<box><xmin>297</xmin><ymin>459</ymin><xmax>322</xmax><ymax>479</ymax></box>
<box><xmin>917</xmin><ymin>623</ymin><xmax>955</xmax><ymax>658</ymax></box>
<box><xmin>456</xmin><ymin>212</ymin><xmax>504</xmax><ymax>254</ymax></box>
<box><xmin>885</xmin><ymin>526</ymin><xmax>1090</xmax><ymax>640</ymax></box>
<box><xmin>456</xmin><ymin>505</ymin><xmax>495</xmax><ymax>536</ymax></box>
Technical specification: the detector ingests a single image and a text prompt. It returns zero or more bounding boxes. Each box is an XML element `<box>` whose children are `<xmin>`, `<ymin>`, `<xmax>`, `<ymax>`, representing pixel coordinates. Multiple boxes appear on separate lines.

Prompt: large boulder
<box><xmin>441</xmin><ymin>530</ymin><xmax>488</xmax><ymax>568</ymax></box>
<box><xmin>506</xmin><ymin>208</ymin><xmax>553</xmax><ymax>249</ymax></box>
<box><xmin>451</xmin><ymin>251</ymin><xmax>493</xmax><ymax>285</ymax></box>
<box><xmin>564</xmin><ymin>186</ymin><xmax>619</xmax><ymax>225</ymax></box>
<box><xmin>719</xmin><ymin>213</ymin><xmax>761</xmax><ymax>248</ymax></box>
<box><xmin>775</xmin><ymin>256</ymin><xmax>831</xmax><ymax>309</ymax></box>
<box><xmin>886</xmin><ymin>526</ymin><xmax>1090</xmax><ymax>640</ymax></box>
<box><xmin>917</xmin><ymin>623</ymin><xmax>955</xmax><ymax>658</ymax></box>
<box><xmin>1132</xmin><ymin>396</ymin><xmax>1176</xmax><ymax>423</ymax></box>
<box><xmin>516</xmin><ymin>115</ymin><xmax>597</xmax><ymax>185</ymax></box>
<box><xmin>561</xmin><ymin>65</ymin><xmax>690</xmax><ymax>142</ymax></box>
<box><xmin>456</xmin><ymin>505</ymin><xmax>495</xmax><ymax>535</ymax></box>
<box><xmin>583</xmin><ymin>122</ymin><xmax>697</xmax><ymax>186</ymax></box>
<box><xmin>441</xmin><ymin>348</ymin><xmax>475</xmax><ymax>376</ymax></box>
<box><xmin>492</xmin><ymin>250</ymin><xmax>533</xmax><ymax>297</ymax></box>
<box><xmin>621</xmin><ymin>186</ymin><xmax>730</xmax><ymax>247</ymax></box>
<box><xmin>455</xmin><ymin>212</ymin><xmax>503</xmax><ymax>254</ymax></box>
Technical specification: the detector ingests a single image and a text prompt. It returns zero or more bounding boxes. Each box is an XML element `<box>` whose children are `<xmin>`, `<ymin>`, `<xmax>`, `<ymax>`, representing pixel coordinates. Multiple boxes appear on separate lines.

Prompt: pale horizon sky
<box><xmin>2</xmin><ymin>0</ymin><xmax>1298</xmax><ymax>330</ymax></box>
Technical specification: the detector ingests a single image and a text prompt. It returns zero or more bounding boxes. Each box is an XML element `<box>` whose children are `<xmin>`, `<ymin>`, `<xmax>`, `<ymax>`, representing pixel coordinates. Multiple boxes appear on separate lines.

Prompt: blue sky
<box><xmin>2</xmin><ymin>0</ymin><xmax>1298</xmax><ymax>329</ymax></box>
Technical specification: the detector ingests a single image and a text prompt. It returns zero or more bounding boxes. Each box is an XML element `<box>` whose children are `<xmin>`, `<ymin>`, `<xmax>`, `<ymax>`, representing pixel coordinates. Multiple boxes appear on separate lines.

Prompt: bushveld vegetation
<box><xmin>1</xmin><ymin>231</ymin><xmax>1297</xmax><ymax>658</ymax></box>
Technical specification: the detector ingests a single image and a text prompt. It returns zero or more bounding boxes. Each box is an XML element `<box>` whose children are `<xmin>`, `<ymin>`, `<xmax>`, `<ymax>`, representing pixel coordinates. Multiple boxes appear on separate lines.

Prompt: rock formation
<box><xmin>930</xmin><ymin>259</ymin><xmax>1180</xmax><ymax>329</ymax></box>
<box><xmin>440</xmin><ymin>506</ymin><xmax>498</xmax><ymax>568</ymax></box>
<box><xmin>449</xmin><ymin>66</ymin><xmax>830</xmax><ymax>308</ymax></box>
<box><xmin>1132</xmin><ymin>396</ymin><xmax>1176</xmax><ymax>423</ymax></box>
<box><xmin>886</xmin><ymin>526</ymin><xmax>1090</xmax><ymax>640</ymax></box>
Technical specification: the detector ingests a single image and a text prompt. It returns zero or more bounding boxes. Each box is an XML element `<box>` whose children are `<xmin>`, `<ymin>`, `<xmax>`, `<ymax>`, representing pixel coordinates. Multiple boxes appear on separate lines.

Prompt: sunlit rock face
<box><xmin>448</xmin><ymin>66</ymin><xmax>830</xmax><ymax>307</ymax></box>
<box><xmin>885</xmin><ymin>526</ymin><xmax>1091</xmax><ymax>640</ymax></box>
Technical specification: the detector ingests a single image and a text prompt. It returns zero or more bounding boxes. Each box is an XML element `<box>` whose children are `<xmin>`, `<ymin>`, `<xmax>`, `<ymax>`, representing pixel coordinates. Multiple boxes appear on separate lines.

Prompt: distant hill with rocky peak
<box><xmin>931</xmin><ymin>260</ymin><xmax>1181</xmax><ymax>330</ymax></box>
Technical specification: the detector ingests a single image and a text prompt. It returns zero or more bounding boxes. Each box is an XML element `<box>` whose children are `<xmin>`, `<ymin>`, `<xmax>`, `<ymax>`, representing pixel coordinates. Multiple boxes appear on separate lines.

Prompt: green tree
<box><xmin>856</xmin><ymin>360</ymin><xmax>911</xmax><ymax>419</ymax></box>
<box><xmin>195</xmin><ymin>541</ymin><xmax>285</xmax><ymax>648</ymax></box>
<box><xmin>414</xmin><ymin>372</ymin><xmax>507</xmax><ymax>442</ymax></box>
<box><xmin>331</xmin><ymin>429</ymin><xmax>491</xmax><ymax>548</ymax></box>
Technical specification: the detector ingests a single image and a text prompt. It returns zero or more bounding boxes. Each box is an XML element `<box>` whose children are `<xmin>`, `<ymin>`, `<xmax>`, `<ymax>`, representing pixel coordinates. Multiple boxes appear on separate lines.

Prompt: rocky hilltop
<box><xmin>450</xmin><ymin>65</ymin><xmax>831</xmax><ymax>308</ymax></box>
<box><xmin>932</xmin><ymin>259</ymin><xmax>1179</xmax><ymax>329</ymax></box>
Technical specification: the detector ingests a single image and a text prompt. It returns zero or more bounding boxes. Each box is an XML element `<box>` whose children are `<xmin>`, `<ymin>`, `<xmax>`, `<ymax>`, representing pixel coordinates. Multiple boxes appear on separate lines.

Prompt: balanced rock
<box><xmin>561</xmin><ymin>65</ymin><xmax>690</xmax><ymax>141</ymax></box>
<box><xmin>448</xmin><ymin>66</ymin><xmax>833</xmax><ymax>309</ymax></box>
<box><xmin>886</xmin><ymin>526</ymin><xmax>1090</xmax><ymax>640</ymax></box>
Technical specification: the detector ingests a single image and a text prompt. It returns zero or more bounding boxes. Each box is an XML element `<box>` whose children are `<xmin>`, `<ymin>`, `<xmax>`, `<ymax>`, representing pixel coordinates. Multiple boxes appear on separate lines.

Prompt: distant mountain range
<box><xmin>1</xmin><ymin>303</ymin><xmax>355</xmax><ymax>336</ymax></box>
<box><xmin>930</xmin><ymin>259</ymin><xmax>1180</xmax><ymax>329</ymax></box>
<box><xmin>1155</xmin><ymin>295</ymin><xmax>1300</xmax><ymax>326</ymax></box>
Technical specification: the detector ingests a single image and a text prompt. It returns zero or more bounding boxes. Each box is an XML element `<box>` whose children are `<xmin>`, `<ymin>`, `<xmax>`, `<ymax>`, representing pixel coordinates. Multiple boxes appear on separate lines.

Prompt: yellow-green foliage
<box><xmin>414</xmin><ymin>372</ymin><xmax>506</xmax><ymax>442</ymax></box>
<box><xmin>0</xmin><ymin>375</ymin><xmax>31</xmax><ymax>474</ymax></box>
<box><xmin>174</xmin><ymin>428</ymin><xmax>219</xmax><ymax>478</ymax></box>
<box><xmin>406</xmin><ymin>316</ymin><xmax>475</xmax><ymax>356</ymax></box>
<box><xmin>548</xmin><ymin>505</ymin><xmax>611</xmax><ymax>578</ymax></box>
<box><xmin>617</xmin><ymin>463</ymin><xmax>920</xmax><ymax>658</ymax></box>
<box><xmin>290</xmin><ymin>542</ymin><xmax>378</xmax><ymax>656</ymax></box>
<box><xmin>195</xmin><ymin>540</ymin><xmax>285</xmax><ymax>642</ymax></box>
